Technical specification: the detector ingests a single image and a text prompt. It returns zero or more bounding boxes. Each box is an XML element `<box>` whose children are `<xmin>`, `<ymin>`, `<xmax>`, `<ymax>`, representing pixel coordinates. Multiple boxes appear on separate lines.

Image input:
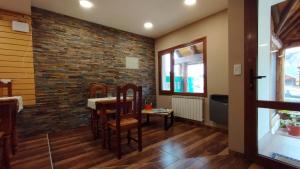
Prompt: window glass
<box><xmin>284</xmin><ymin>47</ymin><xmax>300</xmax><ymax>102</ymax></box>
<box><xmin>158</xmin><ymin>38</ymin><xmax>206</xmax><ymax>96</ymax></box>
<box><xmin>173</xmin><ymin>42</ymin><xmax>204</xmax><ymax>93</ymax></box>
<box><xmin>161</xmin><ymin>53</ymin><xmax>171</xmax><ymax>91</ymax></box>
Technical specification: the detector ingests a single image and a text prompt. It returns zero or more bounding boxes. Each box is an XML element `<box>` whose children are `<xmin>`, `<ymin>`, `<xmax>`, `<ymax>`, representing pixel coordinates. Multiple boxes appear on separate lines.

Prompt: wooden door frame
<box><xmin>244</xmin><ymin>0</ymin><xmax>299</xmax><ymax>168</ymax></box>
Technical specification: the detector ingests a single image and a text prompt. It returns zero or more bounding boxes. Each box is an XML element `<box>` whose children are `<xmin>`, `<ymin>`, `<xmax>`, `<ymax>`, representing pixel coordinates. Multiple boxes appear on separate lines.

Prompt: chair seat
<box><xmin>107</xmin><ymin>117</ymin><xmax>138</xmax><ymax>129</ymax></box>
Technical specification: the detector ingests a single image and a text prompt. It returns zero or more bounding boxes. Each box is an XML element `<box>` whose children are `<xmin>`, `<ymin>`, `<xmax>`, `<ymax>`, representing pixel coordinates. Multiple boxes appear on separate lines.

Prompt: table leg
<box><xmin>101</xmin><ymin>109</ymin><xmax>107</xmax><ymax>149</ymax></box>
<box><xmin>91</xmin><ymin>110</ymin><xmax>98</xmax><ymax>139</ymax></box>
<box><xmin>96</xmin><ymin>115</ymin><xmax>100</xmax><ymax>138</ymax></box>
<box><xmin>170</xmin><ymin>111</ymin><xmax>174</xmax><ymax>127</ymax></box>
<box><xmin>164</xmin><ymin>116</ymin><xmax>168</xmax><ymax>130</ymax></box>
<box><xmin>164</xmin><ymin>112</ymin><xmax>174</xmax><ymax>130</ymax></box>
<box><xmin>146</xmin><ymin>114</ymin><xmax>150</xmax><ymax>124</ymax></box>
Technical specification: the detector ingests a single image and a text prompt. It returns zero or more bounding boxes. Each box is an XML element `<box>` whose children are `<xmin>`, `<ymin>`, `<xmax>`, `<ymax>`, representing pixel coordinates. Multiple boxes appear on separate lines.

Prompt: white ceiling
<box><xmin>0</xmin><ymin>0</ymin><xmax>31</xmax><ymax>15</ymax></box>
<box><xmin>1</xmin><ymin>0</ymin><xmax>227</xmax><ymax>38</ymax></box>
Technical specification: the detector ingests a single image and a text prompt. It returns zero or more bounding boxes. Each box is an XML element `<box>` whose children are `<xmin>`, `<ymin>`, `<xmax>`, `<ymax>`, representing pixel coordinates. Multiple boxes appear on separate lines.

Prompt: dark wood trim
<box><xmin>229</xmin><ymin>150</ymin><xmax>245</xmax><ymax>158</ymax></box>
<box><xmin>244</xmin><ymin>0</ymin><xmax>300</xmax><ymax>168</ymax></box>
<box><xmin>257</xmin><ymin>101</ymin><xmax>300</xmax><ymax>111</ymax></box>
<box><xmin>244</xmin><ymin>0</ymin><xmax>258</xmax><ymax>161</ymax></box>
<box><xmin>157</xmin><ymin>37</ymin><xmax>207</xmax><ymax>97</ymax></box>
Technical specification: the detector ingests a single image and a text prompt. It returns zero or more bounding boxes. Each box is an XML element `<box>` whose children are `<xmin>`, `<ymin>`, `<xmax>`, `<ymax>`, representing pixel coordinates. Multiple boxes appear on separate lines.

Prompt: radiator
<box><xmin>171</xmin><ymin>96</ymin><xmax>204</xmax><ymax>122</ymax></box>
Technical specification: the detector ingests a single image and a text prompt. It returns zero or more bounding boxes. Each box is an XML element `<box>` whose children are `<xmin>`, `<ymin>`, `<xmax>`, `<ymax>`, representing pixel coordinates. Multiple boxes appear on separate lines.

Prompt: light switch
<box><xmin>233</xmin><ymin>64</ymin><xmax>242</xmax><ymax>76</ymax></box>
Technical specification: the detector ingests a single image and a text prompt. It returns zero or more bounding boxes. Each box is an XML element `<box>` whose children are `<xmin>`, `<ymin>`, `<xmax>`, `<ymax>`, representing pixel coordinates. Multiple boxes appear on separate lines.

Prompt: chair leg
<box><xmin>108</xmin><ymin>128</ymin><xmax>111</xmax><ymax>150</ymax></box>
<box><xmin>117</xmin><ymin>130</ymin><xmax>122</xmax><ymax>159</ymax></box>
<box><xmin>127</xmin><ymin>130</ymin><xmax>131</xmax><ymax>145</ymax></box>
<box><xmin>11</xmin><ymin>131</ymin><xmax>17</xmax><ymax>155</ymax></box>
<box><xmin>138</xmin><ymin>127</ymin><xmax>142</xmax><ymax>152</ymax></box>
<box><xmin>96</xmin><ymin>115</ymin><xmax>100</xmax><ymax>139</ymax></box>
<box><xmin>3</xmin><ymin>137</ymin><xmax>10</xmax><ymax>169</ymax></box>
<box><xmin>11</xmin><ymin>135</ymin><xmax>15</xmax><ymax>155</ymax></box>
<box><xmin>90</xmin><ymin>112</ymin><xmax>94</xmax><ymax>137</ymax></box>
<box><xmin>102</xmin><ymin>123</ymin><xmax>106</xmax><ymax>149</ymax></box>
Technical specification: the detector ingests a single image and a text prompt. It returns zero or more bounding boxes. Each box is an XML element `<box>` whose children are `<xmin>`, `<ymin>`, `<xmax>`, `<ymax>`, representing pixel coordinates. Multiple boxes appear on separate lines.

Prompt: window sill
<box><xmin>159</xmin><ymin>91</ymin><xmax>207</xmax><ymax>97</ymax></box>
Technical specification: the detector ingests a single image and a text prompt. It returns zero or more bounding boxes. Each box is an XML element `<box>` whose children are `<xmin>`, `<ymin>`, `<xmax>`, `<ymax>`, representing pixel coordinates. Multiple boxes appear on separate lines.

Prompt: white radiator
<box><xmin>171</xmin><ymin>96</ymin><xmax>204</xmax><ymax>122</ymax></box>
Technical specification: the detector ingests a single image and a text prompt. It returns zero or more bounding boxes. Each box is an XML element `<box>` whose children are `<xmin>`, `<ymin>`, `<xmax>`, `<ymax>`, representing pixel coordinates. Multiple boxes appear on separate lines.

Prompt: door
<box><xmin>245</xmin><ymin>0</ymin><xmax>300</xmax><ymax>168</ymax></box>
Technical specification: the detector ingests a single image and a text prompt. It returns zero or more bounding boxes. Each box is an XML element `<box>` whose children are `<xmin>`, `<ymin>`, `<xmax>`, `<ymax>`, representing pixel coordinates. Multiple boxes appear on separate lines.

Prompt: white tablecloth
<box><xmin>87</xmin><ymin>97</ymin><xmax>133</xmax><ymax>110</ymax></box>
<box><xmin>87</xmin><ymin>97</ymin><xmax>118</xmax><ymax>110</ymax></box>
<box><xmin>0</xmin><ymin>96</ymin><xmax>23</xmax><ymax>113</ymax></box>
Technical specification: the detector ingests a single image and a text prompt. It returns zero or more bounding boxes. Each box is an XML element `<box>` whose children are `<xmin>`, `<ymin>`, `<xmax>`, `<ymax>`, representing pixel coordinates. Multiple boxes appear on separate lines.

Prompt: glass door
<box><xmin>245</xmin><ymin>0</ymin><xmax>300</xmax><ymax>168</ymax></box>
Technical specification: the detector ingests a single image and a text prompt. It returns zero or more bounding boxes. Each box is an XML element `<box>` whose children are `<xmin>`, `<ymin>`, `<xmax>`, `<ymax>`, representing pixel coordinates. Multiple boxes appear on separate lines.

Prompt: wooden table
<box><xmin>0</xmin><ymin>96</ymin><xmax>23</xmax><ymax>151</ymax></box>
<box><xmin>87</xmin><ymin>97</ymin><xmax>132</xmax><ymax>148</ymax></box>
<box><xmin>142</xmin><ymin>109</ymin><xmax>174</xmax><ymax>130</ymax></box>
<box><xmin>0</xmin><ymin>96</ymin><xmax>23</xmax><ymax>113</ymax></box>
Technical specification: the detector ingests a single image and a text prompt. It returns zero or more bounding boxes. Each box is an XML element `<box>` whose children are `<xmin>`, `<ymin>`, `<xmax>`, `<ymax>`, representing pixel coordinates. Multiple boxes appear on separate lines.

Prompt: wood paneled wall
<box><xmin>0</xmin><ymin>9</ymin><xmax>35</xmax><ymax>105</ymax></box>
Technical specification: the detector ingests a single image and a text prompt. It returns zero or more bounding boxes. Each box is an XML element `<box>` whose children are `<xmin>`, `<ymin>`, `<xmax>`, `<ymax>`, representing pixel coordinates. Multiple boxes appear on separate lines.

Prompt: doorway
<box><xmin>245</xmin><ymin>0</ymin><xmax>300</xmax><ymax>168</ymax></box>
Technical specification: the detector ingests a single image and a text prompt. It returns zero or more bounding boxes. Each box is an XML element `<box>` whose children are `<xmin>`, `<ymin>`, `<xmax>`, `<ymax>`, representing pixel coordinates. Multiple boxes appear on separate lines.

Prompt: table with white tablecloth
<box><xmin>0</xmin><ymin>96</ymin><xmax>23</xmax><ymax>113</ymax></box>
<box><xmin>87</xmin><ymin>97</ymin><xmax>132</xmax><ymax>146</ymax></box>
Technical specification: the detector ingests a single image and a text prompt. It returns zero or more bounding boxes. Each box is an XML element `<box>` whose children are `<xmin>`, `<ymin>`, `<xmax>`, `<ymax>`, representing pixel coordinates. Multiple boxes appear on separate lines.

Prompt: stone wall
<box><xmin>17</xmin><ymin>7</ymin><xmax>155</xmax><ymax>137</ymax></box>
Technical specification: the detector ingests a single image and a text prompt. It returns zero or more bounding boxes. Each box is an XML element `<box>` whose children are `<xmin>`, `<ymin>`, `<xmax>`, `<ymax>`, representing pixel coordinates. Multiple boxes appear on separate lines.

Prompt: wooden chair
<box><xmin>89</xmin><ymin>83</ymin><xmax>117</xmax><ymax>139</ymax></box>
<box><xmin>89</xmin><ymin>83</ymin><xmax>108</xmax><ymax>98</ymax></box>
<box><xmin>0</xmin><ymin>81</ymin><xmax>12</xmax><ymax>97</ymax></box>
<box><xmin>0</xmin><ymin>100</ymin><xmax>18</xmax><ymax>169</ymax></box>
<box><xmin>89</xmin><ymin>83</ymin><xmax>108</xmax><ymax>139</ymax></box>
<box><xmin>107</xmin><ymin>84</ymin><xmax>142</xmax><ymax>159</ymax></box>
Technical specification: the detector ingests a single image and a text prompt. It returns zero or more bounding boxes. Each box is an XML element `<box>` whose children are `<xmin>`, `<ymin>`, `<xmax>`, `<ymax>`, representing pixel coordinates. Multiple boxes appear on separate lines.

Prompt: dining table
<box><xmin>87</xmin><ymin>97</ymin><xmax>132</xmax><ymax>148</ymax></box>
<box><xmin>0</xmin><ymin>96</ymin><xmax>23</xmax><ymax>155</ymax></box>
<box><xmin>0</xmin><ymin>96</ymin><xmax>23</xmax><ymax>113</ymax></box>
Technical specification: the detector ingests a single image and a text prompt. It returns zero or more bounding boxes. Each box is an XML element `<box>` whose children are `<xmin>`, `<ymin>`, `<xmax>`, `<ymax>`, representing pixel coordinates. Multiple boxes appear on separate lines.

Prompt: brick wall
<box><xmin>17</xmin><ymin>7</ymin><xmax>155</xmax><ymax>137</ymax></box>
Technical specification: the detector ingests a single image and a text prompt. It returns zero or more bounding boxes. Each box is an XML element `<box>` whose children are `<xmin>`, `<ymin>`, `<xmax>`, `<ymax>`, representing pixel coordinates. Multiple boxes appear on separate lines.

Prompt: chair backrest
<box><xmin>116</xmin><ymin>84</ymin><xmax>142</xmax><ymax>128</ymax></box>
<box><xmin>0</xmin><ymin>100</ymin><xmax>17</xmax><ymax>135</ymax></box>
<box><xmin>0</xmin><ymin>81</ymin><xmax>12</xmax><ymax>97</ymax></box>
<box><xmin>89</xmin><ymin>83</ymin><xmax>108</xmax><ymax>98</ymax></box>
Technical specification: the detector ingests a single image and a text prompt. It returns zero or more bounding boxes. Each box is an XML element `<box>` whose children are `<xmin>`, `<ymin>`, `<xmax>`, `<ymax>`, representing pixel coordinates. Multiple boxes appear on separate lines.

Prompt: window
<box><xmin>284</xmin><ymin>47</ymin><xmax>300</xmax><ymax>102</ymax></box>
<box><xmin>158</xmin><ymin>37</ymin><xmax>207</xmax><ymax>96</ymax></box>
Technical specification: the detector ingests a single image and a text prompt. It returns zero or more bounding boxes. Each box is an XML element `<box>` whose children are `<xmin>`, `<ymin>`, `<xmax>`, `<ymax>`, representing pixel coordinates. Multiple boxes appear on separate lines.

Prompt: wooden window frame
<box><xmin>158</xmin><ymin>37</ymin><xmax>207</xmax><ymax>97</ymax></box>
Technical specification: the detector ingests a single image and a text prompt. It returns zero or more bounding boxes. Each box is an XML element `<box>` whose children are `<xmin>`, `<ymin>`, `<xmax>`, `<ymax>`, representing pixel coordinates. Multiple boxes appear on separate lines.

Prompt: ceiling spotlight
<box><xmin>184</xmin><ymin>0</ymin><xmax>197</xmax><ymax>6</ymax></box>
<box><xmin>79</xmin><ymin>0</ymin><xmax>94</xmax><ymax>8</ymax></box>
<box><xmin>144</xmin><ymin>22</ymin><xmax>153</xmax><ymax>29</ymax></box>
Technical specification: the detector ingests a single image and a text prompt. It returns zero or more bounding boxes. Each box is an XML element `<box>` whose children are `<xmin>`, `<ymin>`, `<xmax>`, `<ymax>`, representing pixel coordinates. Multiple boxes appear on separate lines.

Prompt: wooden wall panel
<box><xmin>0</xmin><ymin>9</ymin><xmax>36</xmax><ymax>105</ymax></box>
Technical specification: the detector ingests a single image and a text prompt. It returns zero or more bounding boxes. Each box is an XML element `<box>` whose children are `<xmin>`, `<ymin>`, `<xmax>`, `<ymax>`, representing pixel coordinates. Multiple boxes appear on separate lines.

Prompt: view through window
<box><xmin>284</xmin><ymin>47</ymin><xmax>300</xmax><ymax>102</ymax></box>
<box><xmin>158</xmin><ymin>38</ymin><xmax>207</xmax><ymax>96</ymax></box>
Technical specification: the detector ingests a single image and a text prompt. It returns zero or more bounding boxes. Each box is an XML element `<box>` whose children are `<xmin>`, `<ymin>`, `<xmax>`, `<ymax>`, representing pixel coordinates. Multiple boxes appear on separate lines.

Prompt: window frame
<box><xmin>158</xmin><ymin>37</ymin><xmax>207</xmax><ymax>97</ymax></box>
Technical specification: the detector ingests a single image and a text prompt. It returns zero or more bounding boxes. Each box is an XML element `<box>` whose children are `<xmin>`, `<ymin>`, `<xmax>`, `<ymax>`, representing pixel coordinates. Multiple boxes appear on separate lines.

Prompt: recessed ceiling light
<box><xmin>79</xmin><ymin>0</ymin><xmax>94</xmax><ymax>9</ymax></box>
<box><xmin>184</xmin><ymin>0</ymin><xmax>197</xmax><ymax>6</ymax></box>
<box><xmin>144</xmin><ymin>22</ymin><xmax>153</xmax><ymax>29</ymax></box>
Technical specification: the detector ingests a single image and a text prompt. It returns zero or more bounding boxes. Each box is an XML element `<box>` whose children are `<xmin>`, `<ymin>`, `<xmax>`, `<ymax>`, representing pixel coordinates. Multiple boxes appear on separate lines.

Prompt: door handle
<box><xmin>253</xmin><ymin>76</ymin><xmax>266</xmax><ymax>79</ymax></box>
<box><xmin>249</xmin><ymin>69</ymin><xmax>266</xmax><ymax>90</ymax></box>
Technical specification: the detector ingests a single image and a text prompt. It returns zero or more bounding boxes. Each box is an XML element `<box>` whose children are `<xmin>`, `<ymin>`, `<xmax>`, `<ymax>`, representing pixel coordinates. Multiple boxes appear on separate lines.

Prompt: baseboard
<box><xmin>175</xmin><ymin>116</ymin><xmax>228</xmax><ymax>133</ymax></box>
<box><xmin>174</xmin><ymin>116</ymin><xmax>204</xmax><ymax>126</ymax></box>
<box><xmin>229</xmin><ymin>150</ymin><xmax>246</xmax><ymax>158</ymax></box>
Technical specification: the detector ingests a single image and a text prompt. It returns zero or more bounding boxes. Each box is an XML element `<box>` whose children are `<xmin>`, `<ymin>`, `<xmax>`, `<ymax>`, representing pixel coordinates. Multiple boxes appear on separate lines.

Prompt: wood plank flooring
<box><xmin>11</xmin><ymin>118</ymin><xmax>257</xmax><ymax>169</ymax></box>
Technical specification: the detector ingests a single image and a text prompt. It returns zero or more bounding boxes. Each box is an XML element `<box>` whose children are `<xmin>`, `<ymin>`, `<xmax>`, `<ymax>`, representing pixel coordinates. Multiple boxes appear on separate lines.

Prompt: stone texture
<box><xmin>17</xmin><ymin>7</ymin><xmax>155</xmax><ymax>137</ymax></box>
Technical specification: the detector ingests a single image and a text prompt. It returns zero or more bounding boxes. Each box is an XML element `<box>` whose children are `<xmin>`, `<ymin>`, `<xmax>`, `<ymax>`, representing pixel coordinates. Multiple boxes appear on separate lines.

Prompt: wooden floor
<box><xmin>11</xmin><ymin>118</ymin><xmax>257</xmax><ymax>169</ymax></box>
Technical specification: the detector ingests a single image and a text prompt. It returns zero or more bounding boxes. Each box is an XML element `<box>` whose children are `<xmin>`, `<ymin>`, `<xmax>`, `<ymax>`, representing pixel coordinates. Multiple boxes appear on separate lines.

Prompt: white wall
<box><xmin>228</xmin><ymin>0</ymin><xmax>245</xmax><ymax>153</ymax></box>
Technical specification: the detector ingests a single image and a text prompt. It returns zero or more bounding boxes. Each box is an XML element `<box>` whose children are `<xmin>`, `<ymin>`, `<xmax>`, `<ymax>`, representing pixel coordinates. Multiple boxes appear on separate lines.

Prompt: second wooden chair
<box><xmin>0</xmin><ymin>81</ymin><xmax>12</xmax><ymax>97</ymax></box>
<box><xmin>107</xmin><ymin>84</ymin><xmax>143</xmax><ymax>159</ymax></box>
